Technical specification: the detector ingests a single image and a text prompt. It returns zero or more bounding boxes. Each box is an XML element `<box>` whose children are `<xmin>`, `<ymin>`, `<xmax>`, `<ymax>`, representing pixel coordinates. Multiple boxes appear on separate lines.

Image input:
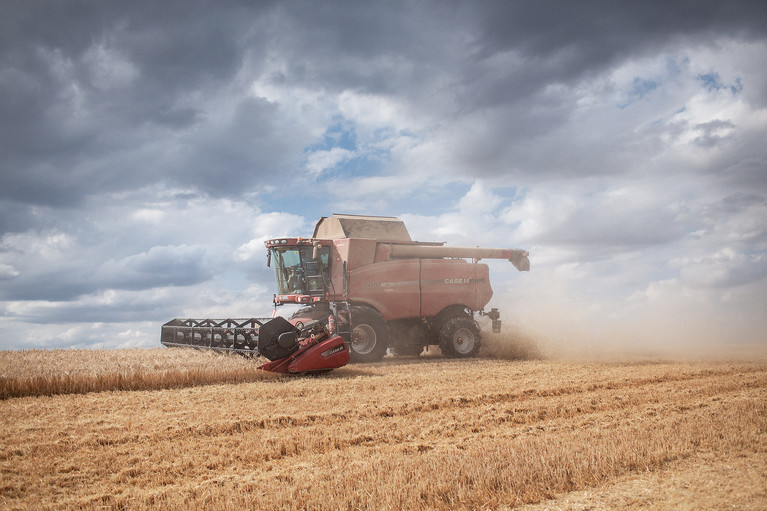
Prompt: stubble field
<box><xmin>1</xmin><ymin>342</ymin><xmax>766</xmax><ymax>510</ymax></box>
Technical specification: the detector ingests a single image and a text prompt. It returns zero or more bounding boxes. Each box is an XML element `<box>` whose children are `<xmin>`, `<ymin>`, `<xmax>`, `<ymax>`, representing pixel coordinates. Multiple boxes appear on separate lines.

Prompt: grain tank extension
<box><xmin>161</xmin><ymin>214</ymin><xmax>529</xmax><ymax>365</ymax></box>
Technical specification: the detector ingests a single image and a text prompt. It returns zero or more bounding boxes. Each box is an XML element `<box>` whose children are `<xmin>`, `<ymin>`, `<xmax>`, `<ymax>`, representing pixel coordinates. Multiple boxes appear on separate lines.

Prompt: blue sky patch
<box><xmin>619</xmin><ymin>77</ymin><xmax>660</xmax><ymax>109</ymax></box>
<box><xmin>698</xmin><ymin>72</ymin><xmax>743</xmax><ymax>94</ymax></box>
<box><xmin>306</xmin><ymin>116</ymin><xmax>358</xmax><ymax>152</ymax></box>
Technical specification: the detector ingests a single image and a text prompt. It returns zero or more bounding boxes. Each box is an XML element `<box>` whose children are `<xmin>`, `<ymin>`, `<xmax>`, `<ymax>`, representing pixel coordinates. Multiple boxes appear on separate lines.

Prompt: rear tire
<box><xmin>439</xmin><ymin>316</ymin><xmax>481</xmax><ymax>358</ymax></box>
<box><xmin>350</xmin><ymin>307</ymin><xmax>389</xmax><ymax>363</ymax></box>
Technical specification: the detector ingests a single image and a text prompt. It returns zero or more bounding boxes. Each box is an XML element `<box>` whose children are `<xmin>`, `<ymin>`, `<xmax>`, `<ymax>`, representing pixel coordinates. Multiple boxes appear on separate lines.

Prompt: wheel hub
<box><xmin>351</xmin><ymin>324</ymin><xmax>377</xmax><ymax>354</ymax></box>
<box><xmin>452</xmin><ymin>327</ymin><xmax>476</xmax><ymax>355</ymax></box>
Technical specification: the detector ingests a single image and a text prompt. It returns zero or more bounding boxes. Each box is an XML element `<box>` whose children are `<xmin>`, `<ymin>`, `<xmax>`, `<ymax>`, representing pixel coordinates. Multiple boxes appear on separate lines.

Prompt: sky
<box><xmin>1</xmin><ymin>1</ymin><xmax>766</xmax><ymax>352</ymax></box>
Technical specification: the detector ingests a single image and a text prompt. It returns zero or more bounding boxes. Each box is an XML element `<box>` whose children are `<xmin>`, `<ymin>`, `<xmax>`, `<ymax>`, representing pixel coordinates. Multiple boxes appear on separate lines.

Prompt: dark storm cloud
<box><xmin>0</xmin><ymin>203</ymin><xmax>42</xmax><ymax>234</ymax></box>
<box><xmin>169</xmin><ymin>96</ymin><xmax>304</xmax><ymax>192</ymax></box>
<box><xmin>0</xmin><ymin>1</ymin><xmax>265</xmax><ymax>102</ymax></box>
<box><xmin>470</xmin><ymin>1</ymin><xmax>767</xmax><ymax>77</ymax></box>
<box><xmin>0</xmin><ymin>0</ymin><xmax>280</xmax><ymax>212</ymax></box>
<box><xmin>269</xmin><ymin>1</ymin><xmax>767</xmax><ymax>183</ymax></box>
<box><xmin>434</xmin><ymin>2</ymin><xmax>767</xmax><ymax>179</ymax></box>
<box><xmin>2</xmin><ymin>0</ymin><xmax>766</xmax><ymax>216</ymax></box>
<box><xmin>271</xmin><ymin>1</ymin><xmax>767</xmax><ymax>99</ymax></box>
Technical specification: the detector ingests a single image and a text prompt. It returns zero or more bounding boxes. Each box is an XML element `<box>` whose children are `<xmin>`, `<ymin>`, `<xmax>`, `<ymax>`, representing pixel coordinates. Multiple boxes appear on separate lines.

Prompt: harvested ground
<box><xmin>1</xmin><ymin>349</ymin><xmax>766</xmax><ymax>510</ymax></box>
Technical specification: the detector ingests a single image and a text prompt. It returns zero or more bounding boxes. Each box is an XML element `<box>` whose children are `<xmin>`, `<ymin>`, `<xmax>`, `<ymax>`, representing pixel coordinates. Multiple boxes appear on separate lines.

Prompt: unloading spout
<box><xmin>387</xmin><ymin>244</ymin><xmax>530</xmax><ymax>271</ymax></box>
<box><xmin>508</xmin><ymin>250</ymin><xmax>530</xmax><ymax>271</ymax></box>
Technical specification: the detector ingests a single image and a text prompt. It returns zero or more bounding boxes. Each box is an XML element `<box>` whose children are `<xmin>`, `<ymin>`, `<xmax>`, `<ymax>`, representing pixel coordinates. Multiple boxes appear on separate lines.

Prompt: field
<box><xmin>1</xmin><ymin>343</ymin><xmax>766</xmax><ymax>510</ymax></box>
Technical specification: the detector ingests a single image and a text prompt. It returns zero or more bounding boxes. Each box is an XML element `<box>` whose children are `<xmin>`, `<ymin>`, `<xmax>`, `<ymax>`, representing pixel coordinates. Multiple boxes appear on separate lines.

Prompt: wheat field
<box><xmin>1</xmin><ymin>346</ymin><xmax>766</xmax><ymax>510</ymax></box>
<box><xmin>0</xmin><ymin>348</ymin><xmax>280</xmax><ymax>399</ymax></box>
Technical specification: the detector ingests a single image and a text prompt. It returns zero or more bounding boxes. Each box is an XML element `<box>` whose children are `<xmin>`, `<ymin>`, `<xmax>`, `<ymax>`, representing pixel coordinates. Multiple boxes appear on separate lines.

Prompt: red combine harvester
<box><xmin>161</xmin><ymin>214</ymin><xmax>529</xmax><ymax>373</ymax></box>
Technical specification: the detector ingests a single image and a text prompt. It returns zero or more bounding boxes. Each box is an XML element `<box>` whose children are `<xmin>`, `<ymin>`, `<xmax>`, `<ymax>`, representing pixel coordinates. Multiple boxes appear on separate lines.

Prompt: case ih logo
<box><xmin>444</xmin><ymin>278</ymin><xmax>486</xmax><ymax>284</ymax></box>
<box><xmin>322</xmin><ymin>345</ymin><xmax>346</xmax><ymax>357</ymax></box>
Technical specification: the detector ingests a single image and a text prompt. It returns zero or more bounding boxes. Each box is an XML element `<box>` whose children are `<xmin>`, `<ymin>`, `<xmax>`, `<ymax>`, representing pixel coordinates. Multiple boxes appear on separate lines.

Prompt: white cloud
<box><xmin>234</xmin><ymin>211</ymin><xmax>307</xmax><ymax>262</ymax></box>
<box><xmin>1</xmin><ymin>231</ymin><xmax>76</xmax><ymax>260</ymax></box>
<box><xmin>337</xmin><ymin>90</ymin><xmax>409</xmax><ymax>132</ymax></box>
<box><xmin>0</xmin><ymin>262</ymin><xmax>19</xmax><ymax>279</ymax></box>
<box><xmin>132</xmin><ymin>208</ymin><xmax>165</xmax><ymax>224</ymax></box>
<box><xmin>304</xmin><ymin>146</ymin><xmax>353</xmax><ymax>175</ymax></box>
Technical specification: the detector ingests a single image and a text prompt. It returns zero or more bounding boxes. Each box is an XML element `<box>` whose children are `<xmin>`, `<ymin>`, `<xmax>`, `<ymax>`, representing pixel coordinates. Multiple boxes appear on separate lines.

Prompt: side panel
<box><xmin>347</xmin><ymin>259</ymin><xmax>421</xmax><ymax>321</ymax></box>
<box><xmin>327</xmin><ymin>238</ymin><xmax>378</xmax><ymax>301</ymax></box>
<box><xmin>420</xmin><ymin>260</ymin><xmax>492</xmax><ymax>317</ymax></box>
<box><xmin>328</xmin><ymin>240</ymin><xmax>346</xmax><ymax>299</ymax></box>
<box><xmin>336</xmin><ymin>238</ymin><xmax>378</xmax><ymax>271</ymax></box>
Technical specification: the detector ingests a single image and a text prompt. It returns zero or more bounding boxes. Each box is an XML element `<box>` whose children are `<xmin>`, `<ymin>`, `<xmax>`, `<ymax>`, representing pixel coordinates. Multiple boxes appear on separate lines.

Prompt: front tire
<box><xmin>350</xmin><ymin>306</ymin><xmax>389</xmax><ymax>362</ymax></box>
<box><xmin>439</xmin><ymin>316</ymin><xmax>481</xmax><ymax>357</ymax></box>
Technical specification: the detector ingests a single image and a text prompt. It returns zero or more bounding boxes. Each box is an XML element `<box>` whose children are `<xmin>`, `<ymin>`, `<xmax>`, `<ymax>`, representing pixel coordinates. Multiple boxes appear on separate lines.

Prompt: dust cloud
<box><xmin>479</xmin><ymin>279</ymin><xmax>767</xmax><ymax>363</ymax></box>
<box><xmin>479</xmin><ymin>315</ymin><xmax>767</xmax><ymax>363</ymax></box>
<box><xmin>479</xmin><ymin>326</ymin><xmax>545</xmax><ymax>361</ymax></box>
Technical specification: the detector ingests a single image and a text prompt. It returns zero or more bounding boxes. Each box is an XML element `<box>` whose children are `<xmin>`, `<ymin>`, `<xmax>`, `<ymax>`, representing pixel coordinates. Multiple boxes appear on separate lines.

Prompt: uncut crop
<box><xmin>0</xmin><ymin>348</ymin><xmax>278</xmax><ymax>399</ymax></box>
<box><xmin>1</xmin><ymin>354</ymin><xmax>765</xmax><ymax>510</ymax></box>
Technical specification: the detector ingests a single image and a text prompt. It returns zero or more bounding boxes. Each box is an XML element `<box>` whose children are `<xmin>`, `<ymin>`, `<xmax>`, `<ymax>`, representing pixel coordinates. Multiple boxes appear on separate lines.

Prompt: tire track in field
<box><xmin>2</xmin><ymin>363</ymin><xmax>762</xmax><ymax>466</ymax></box>
<box><xmin>141</xmin><ymin>385</ymin><xmax>767</xmax><ymax>511</ymax></box>
<box><xmin>2</xmin><ymin>361</ymin><xmax>766</xmax><ymax>510</ymax></box>
<box><xmin>45</xmin><ymin>364</ymin><xmax>767</xmax><ymax>473</ymax></box>
<box><xmin>175</xmin><ymin>363</ymin><xmax>766</xmax><ymax>441</ymax></box>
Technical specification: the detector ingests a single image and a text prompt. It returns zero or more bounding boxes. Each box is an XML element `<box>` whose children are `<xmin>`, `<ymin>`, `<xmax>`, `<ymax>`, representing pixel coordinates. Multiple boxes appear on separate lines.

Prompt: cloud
<box><xmin>1</xmin><ymin>1</ymin><xmax>766</xmax><ymax>351</ymax></box>
<box><xmin>0</xmin><ymin>189</ymin><xmax>284</xmax><ymax>302</ymax></box>
<box><xmin>95</xmin><ymin>245</ymin><xmax>211</xmax><ymax>290</ymax></box>
<box><xmin>502</xmin><ymin>184</ymin><xmax>687</xmax><ymax>249</ymax></box>
<box><xmin>678</xmin><ymin>248</ymin><xmax>767</xmax><ymax>288</ymax></box>
<box><xmin>305</xmin><ymin>147</ymin><xmax>354</xmax><ymax>176</ymax></box>
<box><xmin>234</xmin><ymin>212</ymin><xmax>307</xmax><ymax>262</ymax></box>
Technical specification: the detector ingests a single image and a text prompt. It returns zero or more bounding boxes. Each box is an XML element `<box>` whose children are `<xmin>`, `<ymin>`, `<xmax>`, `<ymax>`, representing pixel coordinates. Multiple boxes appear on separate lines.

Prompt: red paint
<box><xmin>258</xmin><ymin>332</ymin><xmax>349</xmax><ymax>374</ymax></box>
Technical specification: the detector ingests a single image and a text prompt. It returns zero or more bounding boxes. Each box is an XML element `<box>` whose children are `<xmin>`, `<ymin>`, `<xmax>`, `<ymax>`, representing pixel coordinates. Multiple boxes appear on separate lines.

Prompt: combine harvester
<box><xmin>161</xmin><ymin>214</ymin><xmax>529</xmax><ymax>373</ymax></box>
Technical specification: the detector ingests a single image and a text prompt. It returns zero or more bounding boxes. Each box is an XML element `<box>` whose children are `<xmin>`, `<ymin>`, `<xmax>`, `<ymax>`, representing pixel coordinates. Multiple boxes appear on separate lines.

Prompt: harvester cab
<box><xmin>267</xmin><ymin>239</ymin><xmax>332</xmax><ymax>300</ymax></box>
